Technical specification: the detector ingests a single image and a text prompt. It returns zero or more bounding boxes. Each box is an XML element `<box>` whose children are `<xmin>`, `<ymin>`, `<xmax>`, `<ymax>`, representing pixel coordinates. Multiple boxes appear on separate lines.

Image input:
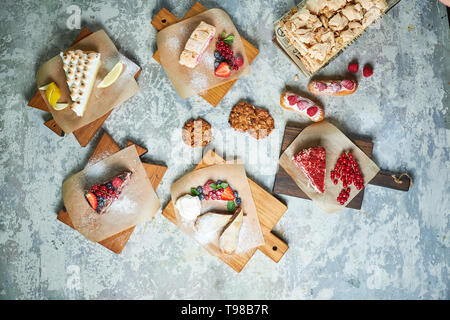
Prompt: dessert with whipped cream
<box><xmin>179</xmin><ymin>21</ymin><xmax>216</xmax><ymax>69</ymax></box>
<box><xmin>280</xmin><ymin>91</ymin><xmax>325</xmax><ymax>122</ymax></box>
<box><xmin>175</xmin><ymin>194</ymin><xmax>202</xmax><ymax>221</ymax></box>
<box><xmin>280</xmin><ymin>0</ymin><xmax>388</xmax><ymax>73</ymax></box>
<box><xmin>308</xmin><ymin>79</ymin><xmax>357</xmax><ymax>96</ymax></box>
<box><xmin>60</xmin><ymin>49</ymin><xmax>101</xmax><ymax>117</ymax></box>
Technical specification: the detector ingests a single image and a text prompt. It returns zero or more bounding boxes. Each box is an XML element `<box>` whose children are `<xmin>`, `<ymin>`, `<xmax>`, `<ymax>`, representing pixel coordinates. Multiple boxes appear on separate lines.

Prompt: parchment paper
<box><xmin>62</xmin><ymin>145</ymin><xmax>160</xmax><ymax>242</ymax></box>
<box><xmin>170</xmin><ymin>163</ymin><xmax>264</xmax><ymax>256</ymax></box>
<box><xmin>36</xmin><ymin>30</ymin><xmax>140</xmax><ymax>134</ymax></box>
<box><xmin>156</xmin><ymin>8</ymin><xmax>250</xmax><ymax>99</ymax></box>
<box><xmin>273</xmin><ymin>0</ymin><xmax>401</xmax><ymax>77</ymax></box>
<box><xmin>279</xmin><ymin>121</ymin><xmax>380</xmax><ymax>213</ymax></box>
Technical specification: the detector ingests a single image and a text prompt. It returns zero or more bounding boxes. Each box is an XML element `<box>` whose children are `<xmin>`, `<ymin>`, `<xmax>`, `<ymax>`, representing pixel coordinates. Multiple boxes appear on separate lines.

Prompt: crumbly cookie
<box><xmin>182</xmin><ymin>118</ymin><xmax>212</xmax><ymax>147</ymax></box>
<box><xmin>228</xmin><ymin>102</ymin><xmax>274</xmax><ymax>140</ymax></box>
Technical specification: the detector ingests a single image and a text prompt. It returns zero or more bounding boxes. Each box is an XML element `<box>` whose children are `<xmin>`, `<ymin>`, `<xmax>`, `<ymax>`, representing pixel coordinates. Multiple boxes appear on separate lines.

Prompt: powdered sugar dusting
<box><xmin>189</xmin><ymin>69</ymin><xmax>208</xmax><ymax>91</ymax></box>
<box><xmin>166</xmin><ymin>37</ymin><xmax>181</xmax><ymax>51</ymax></box>
<box><xmin>109</xmin><ymin>194</ymin><xmax>137</xmax><ymax>213</ymax></box>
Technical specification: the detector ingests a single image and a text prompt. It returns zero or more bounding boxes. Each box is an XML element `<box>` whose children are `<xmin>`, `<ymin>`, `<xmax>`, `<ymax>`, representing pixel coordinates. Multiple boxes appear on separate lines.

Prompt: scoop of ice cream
<box><xmin>175</xmin><ymin>194</ymin><xmax>201</xmax><ymax>221</ymax></box>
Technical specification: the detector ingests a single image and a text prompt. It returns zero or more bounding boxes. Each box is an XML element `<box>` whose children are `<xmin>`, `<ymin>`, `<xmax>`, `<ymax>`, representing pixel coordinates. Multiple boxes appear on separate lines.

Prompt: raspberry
<box><xmin>363</xmin><ymin>65</ymin><xmax>373</xmax><ymax>77</ymax></box>
<box><xmin>306</xmin><ymin>106</ymin><xmax>318</xmax><ymax>117</ymax></box>
<box><xmin>112</xmin><ymin>177</ymin><xmax>122</xmax><ymax>188</ymax></box>
<box><xmin>348</xmin><ymin>63</ymin><xmax>359</xmax><ymax>73</ymax></box>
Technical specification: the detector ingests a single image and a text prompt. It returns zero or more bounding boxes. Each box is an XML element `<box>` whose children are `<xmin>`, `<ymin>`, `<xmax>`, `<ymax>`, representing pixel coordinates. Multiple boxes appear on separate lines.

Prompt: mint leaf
<box><xmin>223</xmin><ymin>35</ymin><xmax>234</xmax><ymax>45</ymax></box>
<box><xmin>191</xmin><ymin>188</ymin><xmax>200</xmax><ymax>196</ymax></box>
<box><xmin>220</xmin><ymin>182</ymin><xmax>228</xmax><ymax>189</ymax></box>
<box><xmin>221</xmin><ymin>31</ymin><xmax>226</xmax><ymax>39</ymax></box>
<box><xmin>227</xmin><ymin>200</ymin><xmax>235</xmax><ymax>212</ymax></box>
<box><xmin>209</xmin><ymin>183</ymin><xmax>217</xmax><ymax>190</ymax></box>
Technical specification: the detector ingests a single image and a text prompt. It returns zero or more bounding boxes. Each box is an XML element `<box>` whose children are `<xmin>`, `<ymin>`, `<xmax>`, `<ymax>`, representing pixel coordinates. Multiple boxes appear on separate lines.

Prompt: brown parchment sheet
<box><xmin>279</xmin><ymin>121</ymin><xmax>380</xmax><ymax>214</ymax></box>
<box><xmin>62</xmin><ymin>145</ymin><xmax>160</xmax><ymax>242</ymax></box>
<box><xmin>273</xmin><ymin>0</ymin><xmax>401</xmax><ymax>77</ymax></box>
<box><xmin>170</xmin><ymin>163</ymin><xmax>264</xmax><ymax>256</ymax></box>
<box><xmin>36</xmin><ymin>30</ymin><xmax>140</xmax><ymax>134</ymax></box>
<box><xmin>156</xmin><ymin>8</ymin><xmax>250</xmax><ymax>99</ymax></box>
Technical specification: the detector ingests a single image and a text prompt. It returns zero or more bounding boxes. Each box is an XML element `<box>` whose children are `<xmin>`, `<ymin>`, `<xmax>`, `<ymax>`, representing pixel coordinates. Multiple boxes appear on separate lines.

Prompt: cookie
<box><xmin>182</xmin><ymin>118</ymin><xmax>212</xmax><ymax>148</ymax></box>
<box><xmin>228</xmin><ymin>102</ymin><xmax>274</xmax><ymax>140</ymax></box>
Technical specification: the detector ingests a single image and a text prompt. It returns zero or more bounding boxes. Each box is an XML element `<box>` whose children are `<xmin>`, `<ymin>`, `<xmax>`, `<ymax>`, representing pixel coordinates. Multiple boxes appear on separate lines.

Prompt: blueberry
<box><xmin>214</xmin><ymin>50</ymin><xmax>222</xmax><ymax>59</ymax></box>
<box><xmin>235</xmin><ymin>197</ymin><xmax>241</xmax><ymax>205</ymax></box>
<box><xmin>199</xmin><ymin>194</ymin><xmax>205</xmax><ymax>200</ymax></box>
<box><xmin>216</xmin><ymin>180</ymin><xmax>222</xmax><ymax>185</ymax></box>
<box><xmin>214</xmin><ymin>60</ymin><xmax>220</xmax><ymax>69</ymax></box>
<box><xmin>106</xmin><ymin>182</ymin><xmax>113</xmax><ymax>190</ymax></box>
<box><xmin>233</xmin><ymin>191</ymin><xmax>239</xmax><ymax>198</ymax></box>
<box><xmin>196</xmin><ymin>186</ymin><xmax>203</xmax><ymax>194</ymax></box>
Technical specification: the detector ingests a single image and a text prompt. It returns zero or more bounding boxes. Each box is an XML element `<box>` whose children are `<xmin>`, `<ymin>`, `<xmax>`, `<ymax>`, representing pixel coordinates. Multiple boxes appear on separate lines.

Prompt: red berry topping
<box><xmin>348</xmin><ymin>63</ymin><xmax>359</xmax><ymax>73</ymax></box>
<box><xmin>85</xmin><ymin>192</ymin><xmax>98</xmax><ymax>210</ymax></box>
<box><xmin>341</xmin><ymin>80</ymin><xmax>355</xmax><ymax>90</ymax></box>
<box><xmin>297</xmin><ymin>100</ymin><xmax>310</xmax><ymax>111</ymax></box>
<box><xmin>220</xmin><ymin>186</ymin><xmax>235</xmax><ymax>201</ymax></box>
<box><xmin>287</xmin><ymin>95</ymin><xmax>299</xmax><ymax>106</ymax></box>
<box><xmin>315</xmin><ymin>81</ymin><xmax>327</xmax><ymax>91</ymax></box>
<box><xmin>214</xmin><ymin>62</ymin><xmax>231</xmax><ymax>77</ymax></box>
<box><xmin>234</xmin><ymin>56</ymin><xmax>244</xmax><ymax>67</ymax></box>
<box><xmin>112</xmin><ymin>177</ymin><xmax>123</xmax><ymax>188</ymax></box>
<box><xmin>306</xmin><ymin>106</ymin><xmax>318</xmax><ymax>117</ymax></box>
<box><xmin>100</xmin><ymin>185</ymin><xmax>107</xmax><ymax>192</ymax></box>
<box><xmin>363</xmin><ymin>65</ymin><xmax>373</xmax><ymax>77</ymax></box>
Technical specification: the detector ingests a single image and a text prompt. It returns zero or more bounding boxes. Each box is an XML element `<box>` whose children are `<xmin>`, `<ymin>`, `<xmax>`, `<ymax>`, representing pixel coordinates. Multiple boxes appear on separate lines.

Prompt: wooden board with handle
<box><xmin>273</xmin><ymin>122</ymin><xmax>411</xmax><ymax>210</ymax></box>
<box><xmin>151</xmin><ymin>2</ymin><xmax>259</xmax><ymax>107</ymax></box>
<box><xmin>57</xmin><ymin>132</ymin><xmax>167</xmax><ymax>254</ymax></box>
<box><xmin>162</xmin><ymin>149</ymin><xmax>289</xmax><ymax>273</ymax></box>
<box><xmin>28</xmin><ymin>28</ymin><xmax>142</xmax><ymax>147</ymax></box>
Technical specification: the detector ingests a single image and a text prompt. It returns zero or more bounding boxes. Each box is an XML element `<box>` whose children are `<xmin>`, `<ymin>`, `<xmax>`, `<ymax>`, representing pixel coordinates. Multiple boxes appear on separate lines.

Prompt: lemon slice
<box><xmin>45</xmin><ymin>82</ymin><xmax>61</xmax><ymax>108</ymax></box>
<box><xmin>53</xmin><ymin>103</ymin><xmax>69</xmax><ymax>110</ymax></box>
<box><xmin>97</xmin><ymin>61</ymin><xmax>123</xmax><ymax>88</ymax></box>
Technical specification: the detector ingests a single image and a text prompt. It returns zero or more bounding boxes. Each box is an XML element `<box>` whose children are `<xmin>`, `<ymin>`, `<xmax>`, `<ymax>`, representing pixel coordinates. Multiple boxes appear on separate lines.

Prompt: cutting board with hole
<box><xmin>27</xmin><ymin>28</ymin><xmax>142</xmax><ymax>147</ymax></box>
<box><xmin>162</xmin><ymin>149</ymin><xmax>288</xmax><ymax>273</ymax></box>
<box><xmin>151</xmin><ymin>1</ymin><xmax>259</xmax><ymax>107</ymax></box>
<box><xmin>57</xmin><ymin>131</ymin><xmax>167</xmax><ymax>254</ymax></box>
<box><xmin>273</xmin><ymin>122</ymin><xmax>411</xmax><ymax>209</ymax></box>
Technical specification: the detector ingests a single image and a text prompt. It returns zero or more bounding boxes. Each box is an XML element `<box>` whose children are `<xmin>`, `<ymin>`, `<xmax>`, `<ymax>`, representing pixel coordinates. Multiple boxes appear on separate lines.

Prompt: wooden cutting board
<box><xmin>152</xmin><ymin>2</ymin><xmax>259</xmax><ymax>107</ymax></box>
<box><xmin>27</xmin><ymin>28</ymin><xmax>142</xmax><ymax>147</ymax></box>
<box><xmin>162</xmin><ymin>149</ymin><xmax>289</xmax><ymax>273</ymax></box>
<box><xmin>273</xmin><ymin>122</ymin><xmax>411</xmax><ymax>209</ymax></box>
<box><xmin>57</xmin><ymin>131</ymin><xmax>167</xmax><ymax>254</ymax></box>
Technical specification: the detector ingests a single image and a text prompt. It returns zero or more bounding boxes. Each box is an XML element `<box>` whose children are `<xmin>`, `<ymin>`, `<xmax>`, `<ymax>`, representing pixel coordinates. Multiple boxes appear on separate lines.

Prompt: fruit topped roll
<box><xmin>179</xmin><ymin>21</ymin><xmax>216</xmax><ymax>69</ymax></box>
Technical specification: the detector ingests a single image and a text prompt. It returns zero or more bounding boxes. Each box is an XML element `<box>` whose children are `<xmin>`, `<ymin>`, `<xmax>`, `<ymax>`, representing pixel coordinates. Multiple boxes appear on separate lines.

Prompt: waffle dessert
<box><xmin>292</xmin><ymin>147</ymin><xmax>326</xmax><ymax>193</ymax></box>
<box><xmin>60</xmin><ymin>49</ymin><xmax>101</xmax><ymax>116</ymax></box>
<box><xmin>84</xmin><ymin>171</ymin><xmax>132</xmax><ymax>215</ymax></box>
<box><xmin>179</xmin><ymin>21</ymin><xmax>216</xmax><ymax>68</ymax></box>
<box><xmin>280</xmin><ymin>0</ymin><xmax>388</xmax><ymax>73</ymax></box>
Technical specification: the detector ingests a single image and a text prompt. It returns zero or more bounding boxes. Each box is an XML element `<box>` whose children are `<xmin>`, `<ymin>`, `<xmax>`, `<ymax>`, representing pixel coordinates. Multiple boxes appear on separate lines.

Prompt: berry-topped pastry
<box><xmin>192</xmin><ymin>179</ymin><xmax>241</xmax><ymax>209</ymax></box>
<box><xmin>280</xmin><ymin>91</ymin><xmax>325</xmax><ymax>122</ymax></box>
<box><xmin>179</xmin><ymin>21</ymin><xmax>216</xmax><ymax>69</ymax></box>
<box><xmin>84</xmin><ymin>171</ymin><xmax>132</xmax><ymax>214</ymax></box>
<box><xmin>292</xmin><ymin>147</ymin><xmax>326</xmax><ymax>194</ymax></box>
<box><xmin>308</xmin><ymin>79</ymin><xmax>358</xmax><ymax>96</ymax></box>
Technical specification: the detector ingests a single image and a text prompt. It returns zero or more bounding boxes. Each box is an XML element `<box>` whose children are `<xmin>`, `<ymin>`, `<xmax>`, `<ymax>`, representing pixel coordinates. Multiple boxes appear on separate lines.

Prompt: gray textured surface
<box><xmin>0</xmin><ymin>0</ymin><xmax>448</xmax><ymax>300</ymax></box>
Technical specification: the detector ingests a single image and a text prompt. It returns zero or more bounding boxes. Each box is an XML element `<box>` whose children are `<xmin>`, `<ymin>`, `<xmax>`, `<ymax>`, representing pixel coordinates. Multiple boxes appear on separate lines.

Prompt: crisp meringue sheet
<box><xmin>156</xmin><ymin>8</ymin><xmax>250</xmax><ymax>99</ymax></box>
<box><xmin>62</xmin><ymin>145</ymin><xmax>160</xmax><ymax>243</ymax></box>
<box><xmin>170</xmin><ymin>162</ymin><xmax>264</xmax><ymax>257</ymax></box>
<box><xmin>36</xmin><ymin>30</ymin><xmax>140</xmax><ymax>134</ymax></box>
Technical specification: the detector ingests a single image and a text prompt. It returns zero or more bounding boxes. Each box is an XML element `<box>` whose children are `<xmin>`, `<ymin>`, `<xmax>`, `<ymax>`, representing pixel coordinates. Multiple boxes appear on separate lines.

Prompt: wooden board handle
<box><xmin>151</xmin><ymin>8</ymin><xmax>180</xmax><ymax>31</ymax></box>
<box><xmin>369</xmin><ymin>171</ymin><xmax>412</xmax><ymax>191</ymax></box>
<box><xmin>259</xmin><ymin>231</ymin><xmax>288</xmax><ymax>263</ymax></box>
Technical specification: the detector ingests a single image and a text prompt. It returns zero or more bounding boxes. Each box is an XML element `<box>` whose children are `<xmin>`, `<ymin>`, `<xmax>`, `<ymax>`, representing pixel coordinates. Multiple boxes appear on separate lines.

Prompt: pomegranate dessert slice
<box><xmin>292</xmin><ymin>147</ymin><xmax>326</xmax><ymax>194</ymax></box>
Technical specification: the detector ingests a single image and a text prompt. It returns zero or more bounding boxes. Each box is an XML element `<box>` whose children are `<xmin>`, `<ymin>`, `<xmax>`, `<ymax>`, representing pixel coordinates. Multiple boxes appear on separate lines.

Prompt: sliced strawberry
<box><xmin>85</xmin><ymin>192</ymin><xmax>98</xmax><ymax>210</ymax></box>
<box><xmin>215</xmin><ymin>62</ymin><xmax>231</xmax><ymax>77</ymax></box>
<box><xmin>220</xmin><ymin>186</ymin><xmax>235</xmax><ymax>201</ymax></box>
<box><xmin>112</xmin><ymin>177</ymin><xmax>123</xmax><ymax>189</ymax></box>
<box><xmin>341</xmin><ymin>80</ymin><xmax>355</xmax><ymax>90</ymax></box>
<box><xmin>307</xmin><ymin>106</ymin><xmax>318</xmax><ymax>117</ymax></box>
<box><xmin>315</xmin><ymin>81</ymin><xmax>327</xmax><ymax>91</ymax></box>
<box><xmin>287</xmin><ymin>95</ymin><xmax>300</xmax><ymax>106</ymax></box>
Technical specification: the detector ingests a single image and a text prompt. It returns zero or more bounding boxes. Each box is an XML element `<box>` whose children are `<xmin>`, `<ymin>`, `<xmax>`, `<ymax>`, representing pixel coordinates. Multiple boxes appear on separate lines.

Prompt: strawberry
<box><xmin>348</xmin><ymin>63</ymin><xmax>359</xmax><ymax>73</ymax></box>
<box><xmin>220</xmin><ymin>186</ymin><xmax>235</xmax><ymax>201</ymax></box>
<box><xmin>85</xmin><ymin>192</ymin><xmax>98</xmax><ymax>210</ymax></box>
<box><xmin>363</xmin><ymin>65</ymin><xmax>373</xmax><ymax>77</ymax></box>
<box><xmin>112</xmin><ymin>177</ymin><xmax>123</xmax><ymax>188</ymax></box>
<box><xmin>215</xmin><ymin>62</ymin><xmax>231</xmax><ymax>77</ymax></box>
